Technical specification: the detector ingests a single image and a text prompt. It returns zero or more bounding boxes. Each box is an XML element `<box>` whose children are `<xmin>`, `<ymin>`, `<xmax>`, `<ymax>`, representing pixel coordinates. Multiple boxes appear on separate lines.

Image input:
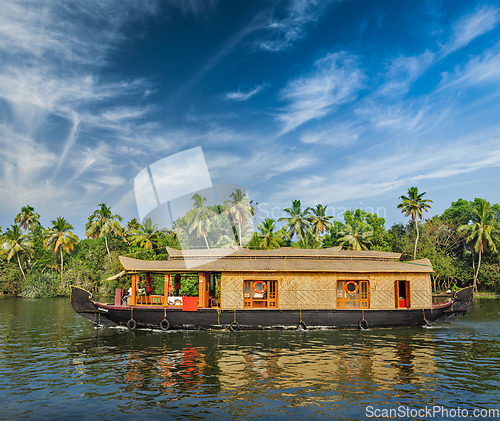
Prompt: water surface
<box><xmin>0</xmin><ymin>297</ymin><xmax>499</xmax><ymax>420</ymax></box>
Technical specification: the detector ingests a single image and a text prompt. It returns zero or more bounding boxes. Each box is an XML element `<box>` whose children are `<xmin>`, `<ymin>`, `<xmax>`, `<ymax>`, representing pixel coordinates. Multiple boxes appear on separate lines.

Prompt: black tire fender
<box><xmin>358</xmin><ymin>319</ymin><xmax>369</xmax><ymax>330</ymax></box>
<box><xmin>127</xmin><ymin>319</ymin><xmax>137</xmax><ymax>330</ymax></box>
<box><xmin>229</xmin><ymin>322</ymin><xmax>239</xmax><ymax>332</ymax></box>
<box><xmin>423</xmin><ymin>318</ymin><xmax>432</xmax><ymax>327</ymax></box>
<box><xmin>160</xmin><ymin>319</ymin><xmax>170</xmax><ymax>331</ymax></box>
<box><xmin>297</xmin><ymin>321</ymin><xmax>307</xmax><ymax>330</ymax></box>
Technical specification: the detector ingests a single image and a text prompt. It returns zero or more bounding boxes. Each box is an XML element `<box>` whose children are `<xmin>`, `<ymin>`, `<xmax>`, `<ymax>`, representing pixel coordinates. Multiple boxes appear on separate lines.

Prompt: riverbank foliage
<box><xmin>1</xmin><ymin>192</ymin><xmax>499</xmax><ymax>297</ymax></box>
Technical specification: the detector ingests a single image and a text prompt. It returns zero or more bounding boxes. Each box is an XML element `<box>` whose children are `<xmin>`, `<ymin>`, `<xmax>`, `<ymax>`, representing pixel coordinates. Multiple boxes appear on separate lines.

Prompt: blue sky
<box><xmin>1</xmin><ymin>0</ymin><xmax>500</xmax><ymax>237</ymax></box>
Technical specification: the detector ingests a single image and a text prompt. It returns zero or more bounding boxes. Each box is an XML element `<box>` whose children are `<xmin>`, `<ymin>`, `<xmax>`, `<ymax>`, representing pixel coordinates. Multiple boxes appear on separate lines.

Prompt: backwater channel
<box><xmin>0</xmin><ymin>297</ymin><xmax>499</xmax><ymax>420</ymax></box>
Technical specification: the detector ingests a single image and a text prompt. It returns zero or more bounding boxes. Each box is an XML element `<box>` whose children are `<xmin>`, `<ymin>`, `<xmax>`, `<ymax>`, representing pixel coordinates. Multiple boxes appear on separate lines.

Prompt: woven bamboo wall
<box><xmin>408</xmin><ymin>273</ymin><xmax>432</xmax><ymax>308</ymax></box>
<box><xmin>369</xmin><ymin>273</ymin><xmax>432</xmax><ymax>309</ymax></box>
<box><xmin>370</xmin><ymin>274</ymin><xmax>396</xmax><ymax>310</ymax></box>
<box><xmin>220</xmin><ymin>272</ymin><xmax>336</xmax><ymax>310</ymax></box>
<box><xmin>220</xmin><ymin>273</ymin><xmax>244</xmax><ymax>309</ymax></box>
<box><xmin>220</xmin><ymin>271</ymin><xmax>432</xmax><ymax>310</ymax></box>
<box><xmin>280</xmin><ymin>273</ymin><xmax>335</xmax><ymax>310</ymax></box>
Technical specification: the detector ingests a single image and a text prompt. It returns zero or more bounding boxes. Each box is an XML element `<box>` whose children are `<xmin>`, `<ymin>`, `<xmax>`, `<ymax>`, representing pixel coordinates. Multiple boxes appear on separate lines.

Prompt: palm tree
<box><xmin>130</xmin><ymin>218</ymin><xmax>164</xmax><ymax>251</ymax></box>
<box><xmin>309</xmin><ymin>204</ymin><xmax>334</xmax><ymax>242</ymax></box>
<box><xmin>458</xmin><ymin>200</ymin><xmax>498</xmax><ymax>292</ymax></box>
<box><xmin>0</xmin><ymin>225</ymin><xmax>33</xmax><ymax>279</ymax></box>
<box><xmin>292</xmin><ymin>231</ymin><xmax>321</xmax><ymax>249</ymax></box>
<box><xmin>397</xmin><ymin>187</ymin><xmax>433</xmax><ymax>260</ymax></box>
<box><xmin>191</xmin><ymin>193</ymin><xmax>207</xmax><ymax>209</ymax></box>
<box><xmin>186</xmin><ymin>194</ymin><xmax>216</xmax><ymax>249</ymax></box>
<box><xmin>279</xmin><ymin>200</ymin><xmax>311</xmax><ymax>242</ymax></box>
<box><xmin>43</xmin><ymin>217</ymin><xmax>79</xmax><ymax>283</ymax></box>
<box><xmin>257</xmin><ymin>218</ymin><xmax>284</xmax><ymax>250</ymax></box>
<box><xmin>86</xmin><ymin>203</ymin><xmax>123</xmax><ymax>256</ymax></box>
<box><xmin>15</xmin><ymin>205</ymin><xmax>41</xmax><ymax>233</ymax></box>
<box><xmin>224</xmin><ymin>189</ymin><xmax>252</xmax><ymax>246</ymax></box>
<box><xmin>336</xmin><ymin>221</ymin><xmax>373</xmax><ymax>251</ymax></box>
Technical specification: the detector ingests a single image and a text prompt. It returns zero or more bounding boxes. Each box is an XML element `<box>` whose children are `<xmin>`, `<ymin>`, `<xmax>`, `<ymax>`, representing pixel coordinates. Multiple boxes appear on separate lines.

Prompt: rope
<box><xmin>362</xmin><ymin>309</ymin><xmax>365</xmax><ymax>322</ymax></box>
<box><xmin>164</xmin><ymin>308</ymin><xmax>167</xmax><ymax>319</ymax></box>
<box><xmin>217</xmin><ymin>307</ymin><xmax>221</xmax><ymax>325</ymax></box>
<box><xmin>299</xmin><ymin>309</ymin><xmax>302</xmax><ymax>324</ymax></box>
<box><xmin>233</xmin><ymin>309</ymin><xmax>236</xmax><ymax>323</ymax></box>
<box><xmin>131</xmin><ymin>308</ymin><xmax>134</xmax><ymax>321</ymax></box>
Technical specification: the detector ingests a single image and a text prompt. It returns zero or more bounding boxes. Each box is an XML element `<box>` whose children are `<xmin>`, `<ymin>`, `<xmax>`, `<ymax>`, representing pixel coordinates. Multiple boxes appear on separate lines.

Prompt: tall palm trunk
<box><xmin>413</xmin><ymin>219</ymin><xmax>419</xmax><ymax>260</ymax></box>
<box><xmin>473</xmin><ymin>247</ymin><xmax>482</xmax><ymax>293</ymax></box>
<box><xmin>60</xmin><ymin>247</ymin><xmax>64</xmax><ymax>284</ymax></box>
<box><xmin>203</xmin><ymin>234</ymin><xmax>210</xmax><ymax>249</ymax></box>
<box><xmin>16</xmin><ymin>253</ymin><xmax>26</xmax><ymax>280</ymax></box>
<box><xmin>104</xmin><ymin>233</ymin><xmax>110</xmax><ymax>256</ymax></box>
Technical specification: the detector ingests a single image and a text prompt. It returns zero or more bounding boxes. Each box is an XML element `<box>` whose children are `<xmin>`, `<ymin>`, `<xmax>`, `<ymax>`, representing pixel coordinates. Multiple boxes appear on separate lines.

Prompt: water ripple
<box><xmin>0</xmin><ymin>298</ymin><xmax>499</xmax><ymax>420</ymax></box>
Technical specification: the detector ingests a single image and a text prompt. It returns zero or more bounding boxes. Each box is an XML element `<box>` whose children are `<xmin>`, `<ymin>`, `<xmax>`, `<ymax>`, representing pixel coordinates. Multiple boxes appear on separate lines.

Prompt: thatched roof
<box><xmin>118</xmin><ymin>247</ymin><xmax>433</xmax><ymax>274</ymax></box>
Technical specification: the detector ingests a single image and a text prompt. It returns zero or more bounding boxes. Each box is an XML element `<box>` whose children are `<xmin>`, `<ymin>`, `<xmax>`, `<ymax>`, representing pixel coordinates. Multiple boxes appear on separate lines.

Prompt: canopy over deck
<box><xmin>118</xmin><ymin>247</ymin><xmax>433</xmax><ymax>274</ymax></box>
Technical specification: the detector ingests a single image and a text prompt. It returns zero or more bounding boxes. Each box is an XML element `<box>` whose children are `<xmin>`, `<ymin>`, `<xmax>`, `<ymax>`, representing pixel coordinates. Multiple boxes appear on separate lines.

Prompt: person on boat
<box><xmin>146</xmin><ymin>275</ymin><xmax>153</xmax><ymax>296</ymax></box>
<box><xmin>174</xmin><ymin>274</ymin><xmax>181</xmax><ymax>296</ymax></box>
<box><xmin>122</xmin><ymin>285</ymin><xmax>132</xmax><ymax>305</ymax></box>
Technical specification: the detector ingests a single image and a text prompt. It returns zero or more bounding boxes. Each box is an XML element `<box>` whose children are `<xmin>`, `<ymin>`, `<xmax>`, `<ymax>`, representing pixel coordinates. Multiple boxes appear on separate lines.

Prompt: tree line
<box><xmin>1</xmin><ymin>187</ymin><xmax>499</xmax><ymax>297</ymax></box>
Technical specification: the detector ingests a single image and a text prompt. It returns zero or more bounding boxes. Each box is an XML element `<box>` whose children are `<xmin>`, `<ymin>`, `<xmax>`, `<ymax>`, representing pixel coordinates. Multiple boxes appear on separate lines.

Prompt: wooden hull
<box><xmin>70</xmin><ymin>286</ymin><xmax>474</xmax><ymax>331</ymax></box>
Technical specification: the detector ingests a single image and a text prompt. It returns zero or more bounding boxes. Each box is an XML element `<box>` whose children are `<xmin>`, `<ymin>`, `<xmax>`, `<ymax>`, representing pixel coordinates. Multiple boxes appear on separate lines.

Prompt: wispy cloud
<box><xmin>167</xmin><ymin>0</ymin><xmax>217</xmax><ymax>18</ymax></box>
<box><xmin>377</xmin><ymin>51</ymin><xmax>435</xmax><ymax>97</ymax></box>
<box><xmin>256</xmin><ymin>0</ymin><xmax>334</xmax><ymax>52</ymax></box>
<box><xmin>300</xmin><ymin>121</ymin><xmax>363</xmax><ymax>147</ymax></box>
<box><xmin>273</xmin><ymin>133</ymin><xmax>500</xmax><ymax>209</ymax></box>
<box><xmin>225</xmin><ymin>84</ymin><xmax>269</xmax><ymax>101</ymax></box>
<box><xmin>438</xmin><ymin>42</ymin><xmax>500</xmax><ymax>92</ymax></box>
<box><xmin>0</xmin><ymin>0</ymin><xmax>158</xmax><ymax>230</ymax></box>
<box><xmin>277</xmin><ymin>52</ymin><xmax>365</xmax><ymax>135</ymax></box>
<box><xmin>174</xmin><ymin>0</ymin><xmax>334</xmax><ymax>97</ymax></box>
<box><xmin>375</xmin><ymin>7</ymin><xmax>499</xmax><ymax>99</ymax></box>
<box><xmin>442</xmin><ymin>5</ymin><xmax>500</xmax><ymax>55</ymax></box>
<box><xmin>0</xmin><ymin>0</ymin><xmax>157</xmax><ymax>65</ymax></box>
<box><xmin>206</xmin><ymin>147</ymin><xmax>317</xmax><ymax>185</ymax></box>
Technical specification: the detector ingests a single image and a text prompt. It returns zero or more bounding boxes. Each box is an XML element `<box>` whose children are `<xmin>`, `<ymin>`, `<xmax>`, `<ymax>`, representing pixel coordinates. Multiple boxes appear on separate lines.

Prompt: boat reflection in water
<box><xmin>216</xmin><ymin>332</ymin><xmax>437</xmax><ymax>407</ymax></box>
<box><xmin>68</xmin><ymin>328</ymin><xmax>438</xmax><ymax>415</ymax></box>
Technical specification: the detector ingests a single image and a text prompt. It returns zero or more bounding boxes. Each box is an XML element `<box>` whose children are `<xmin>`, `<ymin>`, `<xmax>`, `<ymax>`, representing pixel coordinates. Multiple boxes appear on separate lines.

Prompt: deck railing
<box><xmin>134</xmin><ymin>295</ymin><xmax>189</xmax><ymax>307</ymax></box>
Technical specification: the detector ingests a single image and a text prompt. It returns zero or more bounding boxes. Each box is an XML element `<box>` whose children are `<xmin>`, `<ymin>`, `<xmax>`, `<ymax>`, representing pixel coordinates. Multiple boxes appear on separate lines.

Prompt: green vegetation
<box><xmin>1</xmin><ymin>190</ymin><xmax>500</xmax><ymax>297</ymax></box>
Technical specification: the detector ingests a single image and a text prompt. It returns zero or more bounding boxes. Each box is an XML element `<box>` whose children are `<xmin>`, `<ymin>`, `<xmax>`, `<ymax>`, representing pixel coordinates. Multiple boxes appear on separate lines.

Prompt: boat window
<box><xmin>336</xmin><ymin>281</ymin><xmax>369</xmax><ymax>308</ymax></box>
<box><xmin>243</xmin><ymin>281</ymin><xmax>277</xmax><ymax>308</ymax></box>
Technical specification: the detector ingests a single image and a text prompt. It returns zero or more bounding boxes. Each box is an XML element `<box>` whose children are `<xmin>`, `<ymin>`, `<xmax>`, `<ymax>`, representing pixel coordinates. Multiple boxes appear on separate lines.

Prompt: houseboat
<box><xmin>70</xmin><ymin>246</ymin><xmax>473</xmax><ymax>331</ymax></box>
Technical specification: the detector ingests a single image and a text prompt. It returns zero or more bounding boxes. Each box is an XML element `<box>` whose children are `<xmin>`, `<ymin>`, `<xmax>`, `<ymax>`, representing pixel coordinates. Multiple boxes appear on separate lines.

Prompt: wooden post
<box><xmin>198</xmin><ymin>273</ymin><xmax>207</xmax><ymax>308</ymax></box>
<box><xmin>114</xmin><ymin>288</ymin><xmax>122</xmax><ymax>306</ymax></box>
<box><xmin>131</xmin><ymin>274</ymin><xmax>137</xmax><ymax>306</ymax></box>
<box><xmin>164</xmin><ymin>274</ymin><xmax>170</xmax><ymax>306</ymax></box>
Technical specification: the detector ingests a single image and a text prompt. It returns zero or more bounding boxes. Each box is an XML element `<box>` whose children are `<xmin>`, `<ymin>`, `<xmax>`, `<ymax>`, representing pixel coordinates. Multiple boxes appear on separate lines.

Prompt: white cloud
<box><xmin>0</xmin><ymin>124</ymin><xmax>57</xmax><ymax>187</ymax></box>
<box><xmin>206</xmin><ymin>148</ymin><xmax>317</xmax><ymax>185</ymax></box>
<box><xmin>443</xmin><ymin>6</ymin><xmax>500</xmax><ymax>55</ymax></box>
<box><xmin>356</xmin><ymin>100</ymin><xmax>432</xmax><ymax>133</ymax></box>
<box><xmin>0</xmin><ymin>0</ymin><xmax>156</xmax><ymax>65</ymax></box>
<box><xmin>256</xmin><ymin>0</ymin><xmax>334</xmax><ymax>52</ymax></box>
<box><xmin>378</xmin><ymin>51</ymin><xmax>435</xmax><ymax>97</ymax></box>
<box><xmin>273</xmin><ymin>130</ymin><xmax>500</xmax><ymax>208</ymax></box>
<box><xmin>225</xmin><ymin>84</ymin><xmax>268</xmax><ymax>101</ymax></box>
<box><xmin>278</xmin><ymin>52</ymin><xmax>365</xmax><ymax>135</ymax></box>
<box><xmin>300</xmin><ymin>121</ymin><xmax>363</xmax><ymax>147</ymax></box>
<box><xmin>438</xmin><ymin>42</ymin><xmax>500</xmax><ymax>92</ymax></box>
<box><xmin>167</xmin><ymin>0</ymin><xmax>217</xmax><ymax>18</ymax></box>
